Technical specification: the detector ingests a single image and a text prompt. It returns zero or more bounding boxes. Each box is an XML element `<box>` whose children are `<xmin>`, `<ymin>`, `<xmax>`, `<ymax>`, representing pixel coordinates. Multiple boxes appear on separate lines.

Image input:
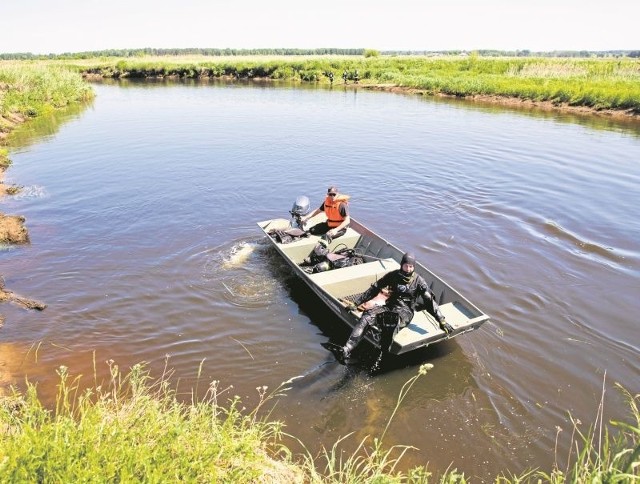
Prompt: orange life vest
<box><xmin>324</xmin><ymin>194</ymin><xmax>350</xmax><ymax>228</ymax></box>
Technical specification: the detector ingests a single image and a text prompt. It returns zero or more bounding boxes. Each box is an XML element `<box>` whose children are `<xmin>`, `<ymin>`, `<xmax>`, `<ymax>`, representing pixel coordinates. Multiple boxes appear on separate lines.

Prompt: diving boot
<box><xmin>342</xmin><ymin>346</ymin><xmax>351</xmax><ymax>360</ymax></box>
<box><xmin>341</xmin><ymin>341</ymin><xmax>356</xmax><ymax>363</ymax></box>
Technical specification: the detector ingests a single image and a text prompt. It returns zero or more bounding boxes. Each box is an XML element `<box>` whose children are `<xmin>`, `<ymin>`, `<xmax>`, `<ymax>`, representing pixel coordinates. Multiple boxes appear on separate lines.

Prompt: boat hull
<box><xmin>258</xmin><ymin>216</ymin><xmax>489</xmax><ymax>355</ymax></box>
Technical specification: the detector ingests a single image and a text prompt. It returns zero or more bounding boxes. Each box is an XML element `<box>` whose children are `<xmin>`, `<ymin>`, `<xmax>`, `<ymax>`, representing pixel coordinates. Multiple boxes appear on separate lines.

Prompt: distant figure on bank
<box><xmin>354</xmin><ymin>69</ymin><xmax>359</xmax><ymax>84</ymax></box>
<box><xmin>342</xmin><ymin>70</ymin><xmax>348</xmax><ymax>84</ymax></box>
<box><xmin>328</xmin><ymin>71</ymin><xmax>334</xmax><ymax>84</ymax></box>
<box><xmin>301</xmin><ymin>186</ymin><xmax>350</xmax><ymax>239</ymax></box>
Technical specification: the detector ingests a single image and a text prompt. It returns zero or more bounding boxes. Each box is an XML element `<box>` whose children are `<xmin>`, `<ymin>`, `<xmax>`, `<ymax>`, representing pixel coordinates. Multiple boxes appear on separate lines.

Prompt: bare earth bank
<box><xmin>364</xmin><ymin>84</ymin><xmax>640</xmax><ymax>120</ymax></box>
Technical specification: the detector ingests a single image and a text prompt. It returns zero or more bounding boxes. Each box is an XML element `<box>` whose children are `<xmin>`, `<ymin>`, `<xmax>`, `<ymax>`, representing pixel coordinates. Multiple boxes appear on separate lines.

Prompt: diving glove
<box><xmin>439</xmin><ymin>319</ymin><xmax>454</xmax><ymax>334</ymax></box>
<box><xmin>340</xmin><ymin>299</ymin><xmax>357</xmax><ymax>311</ymax></box>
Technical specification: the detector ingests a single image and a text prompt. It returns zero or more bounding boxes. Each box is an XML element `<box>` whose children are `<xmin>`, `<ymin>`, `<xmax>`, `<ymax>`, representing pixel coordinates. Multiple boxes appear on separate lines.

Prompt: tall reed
<box><xmin>0</xmin><ymin>62</ymin><xmax>93</xmax><ymax>118</ymax></box>
<box><xmin>534</xmin><ymin>379</ymin><xmax>639</xmax><ymax>483</ymax></box>
<box><xmin>0</xmin><ymin>359</ymin><xmax>300</xmax><ymax>482</ymax></box>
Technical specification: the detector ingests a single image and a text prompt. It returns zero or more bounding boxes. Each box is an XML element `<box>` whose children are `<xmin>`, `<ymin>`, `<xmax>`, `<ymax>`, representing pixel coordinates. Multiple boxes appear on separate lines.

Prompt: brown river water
<box><xmin>1</xmin><ymin>79</ymin><xmax>639</xmax><ymax>480</ymax></box>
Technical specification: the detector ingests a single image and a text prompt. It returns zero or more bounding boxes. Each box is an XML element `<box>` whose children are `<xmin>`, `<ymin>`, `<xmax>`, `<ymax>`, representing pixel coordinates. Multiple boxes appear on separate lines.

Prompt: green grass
<box><xmin>0</xmin><ymin>359</ymin><xmax>299</xmax><ymax>482</ymax></box>
<box><xmin>532</xmin><ymin>381</ymin><xmax>640</xmax><ymax>483</ymax></box>
<box><xmin>0</xmin><ymin>62</ymin><xmax>93</xmax><ymax>119</ymax></box>
<box><xmin>1</xmin><ymin>62</ymin><xmax>93</xmax><ymax>167</ymax></box>
<box><xmin>0</xmin><ymin>147</ymin><xmax>10</xmax><ymax>169</ymax></box>
<box><xmin>1</xmin><ymin>56</ymin><xmax>638</xmax><ymax>146</ymax></box>
<box><xmin>1</xmin><ymin>360</ymin><xmax>638</xmax><ymax>482</ymax></box>
<box><xmin>57</xmin><ymin>55</ymin><xmax>640</xmax><ymax>113</ymax></box>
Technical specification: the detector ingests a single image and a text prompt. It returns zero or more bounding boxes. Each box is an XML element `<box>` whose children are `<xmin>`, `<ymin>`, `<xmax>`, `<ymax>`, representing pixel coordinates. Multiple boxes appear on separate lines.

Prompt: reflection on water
<box><xmin>6</xmin><ymin>101</ymin><xmax>91</xmax><ymax>151</ymax></box>
<box><xmin>1</xmin><ymin>80</ymin><xmax>639</xmax><ymax>479</ymax></box>
<box><xmin>431</xmin><ymin>94</ymin><xmax>640</xmax><ymax>138</ymax></box>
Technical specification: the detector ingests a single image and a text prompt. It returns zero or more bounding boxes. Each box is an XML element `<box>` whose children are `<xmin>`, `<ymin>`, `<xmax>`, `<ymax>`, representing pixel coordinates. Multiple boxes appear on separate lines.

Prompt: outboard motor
<box><xmin>290</xmin><ymin>195</ymin><xmax>310</xmax><ymax>229</ymax></box>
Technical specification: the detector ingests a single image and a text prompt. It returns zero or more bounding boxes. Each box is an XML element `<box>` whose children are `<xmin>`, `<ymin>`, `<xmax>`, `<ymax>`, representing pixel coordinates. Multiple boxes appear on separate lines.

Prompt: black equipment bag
<box><xmin>269</xmin><ymin>228</ymin><xmax>309</xmax><ymax>244</ymax></box>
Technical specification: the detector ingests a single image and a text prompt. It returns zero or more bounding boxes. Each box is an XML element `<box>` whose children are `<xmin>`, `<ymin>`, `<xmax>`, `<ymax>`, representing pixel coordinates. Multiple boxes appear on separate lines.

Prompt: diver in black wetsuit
<box><xmin>342</xmin><ymin>252</ymin><xmax>453</xmax><ymax>360</ymax></box>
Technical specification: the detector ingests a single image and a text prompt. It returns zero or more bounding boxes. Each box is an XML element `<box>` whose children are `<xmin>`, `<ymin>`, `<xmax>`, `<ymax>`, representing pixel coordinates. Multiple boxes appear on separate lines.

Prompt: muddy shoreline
<box><xmin>363</xmin><ymin>84</ymin><xmax>640</xmax><ymax>120</ymax></box>
<box><xmin>1</xmin><ymin>112</ymin><xmax>37</xmax><ymax>326</ymax></box>
<box><xmin>83</xmin><ymin>72</ymin><xmax>640</xmax><ymax>120</ymax></box>
<box><xmin>1</xmin><ymin>111</ymin><xmax>30</xmax><ymax>242</ymax></box>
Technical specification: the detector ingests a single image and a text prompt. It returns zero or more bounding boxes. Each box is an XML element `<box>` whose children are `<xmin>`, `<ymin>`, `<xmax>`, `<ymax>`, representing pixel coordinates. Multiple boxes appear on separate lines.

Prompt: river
<box><xmin>1</xmin><ymin>79</ymin><xmax>639</xmax><ymax>480</ymax></box>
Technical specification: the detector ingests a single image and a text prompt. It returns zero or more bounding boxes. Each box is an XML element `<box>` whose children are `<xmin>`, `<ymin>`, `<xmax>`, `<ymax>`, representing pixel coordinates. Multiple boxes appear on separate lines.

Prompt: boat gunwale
<box><xmin>258</xmin><ymin>216</ymin><xmax>489</xmax><ymax>354</ymax></box>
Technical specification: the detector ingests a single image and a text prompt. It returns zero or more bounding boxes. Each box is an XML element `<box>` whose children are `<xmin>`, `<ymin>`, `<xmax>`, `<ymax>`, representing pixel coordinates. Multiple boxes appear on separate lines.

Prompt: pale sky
<box><xmin>1</xmin><ymin>0</ymin><xmax>638</xmax><ymax>55</ymax></box>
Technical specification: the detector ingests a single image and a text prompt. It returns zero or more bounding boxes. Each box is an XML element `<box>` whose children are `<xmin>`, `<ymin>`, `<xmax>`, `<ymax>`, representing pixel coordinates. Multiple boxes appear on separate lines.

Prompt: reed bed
<box><xmin>1</xmin><ymin>62</ymin><xmax>93</xmax><ymax>166</ymax></box>
<box><xmin>0</xmin><ymin>62</ymin><xmax>93</xmax><ymax>118</ymax></box>
<box><xmin>1</xmin><ymin>361</ymin><xmax>638</xmax><ymax>482</ymax></box>
<box><xmin>59</xmin><ymin>55</ymin><xmax>640</xmax><ymax>112</ymax></box>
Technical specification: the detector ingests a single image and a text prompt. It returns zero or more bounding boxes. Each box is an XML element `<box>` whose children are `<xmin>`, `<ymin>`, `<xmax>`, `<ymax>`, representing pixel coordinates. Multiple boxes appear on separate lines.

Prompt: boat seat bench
<box><xmin>394</xmin><ymin>301</ymin><xmax>479</xmax><ymax>349</ymax></box>
<box><xmin>309</xmin><ymin>258</ymin><xmax>400</xmax><ymax>297</ymax></box>
<box><xmin>311</xmin><ymin>253</ymin><xmax>477</xmax><ymax>334</ymax></box>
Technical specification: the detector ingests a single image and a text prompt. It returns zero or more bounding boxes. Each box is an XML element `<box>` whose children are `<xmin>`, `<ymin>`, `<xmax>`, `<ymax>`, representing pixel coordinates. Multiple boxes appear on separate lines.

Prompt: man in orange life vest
<box><xmin>301</xmin><ymin>186</ymin><xmax>350</xmax><ymax>239</ymax></box>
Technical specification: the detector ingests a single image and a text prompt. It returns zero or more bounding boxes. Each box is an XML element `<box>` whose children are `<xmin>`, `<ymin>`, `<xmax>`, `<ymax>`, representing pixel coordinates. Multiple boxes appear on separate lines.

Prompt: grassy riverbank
<box><xmin>1</xmin><ymin>362</ymin><xmax>638</xmax><ymax>482</ymax></box>
<box><xmin>62</xmin><ymin>55</ymin><xmax>640</xmax><ymax>115</ymax></box>
<box><xmin>0</xmin><ymin>61</ymin><xmax>92</xmax><ymax>208</ymax></box>
<box><xmin>0</xmin><ymin>62</ymin><xmax>93</xmax><ymax>163</ymax></box>
<box><xmin>2</xmin><ymin>56</ymin><xmax>639</xmax><ymax>153</ymax></box>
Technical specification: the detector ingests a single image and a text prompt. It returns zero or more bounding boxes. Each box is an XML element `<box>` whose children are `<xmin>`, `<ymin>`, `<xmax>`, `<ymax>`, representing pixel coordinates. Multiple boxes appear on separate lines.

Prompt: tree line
<box><xmin>1</xmin><ymin>47</ymin><xmax>639</xmax><ymax>60</ymax></box>
<box><xmin>0</xmin><ymin>48</ymin><xmax>365</xmax><ymax>60</ymax></box>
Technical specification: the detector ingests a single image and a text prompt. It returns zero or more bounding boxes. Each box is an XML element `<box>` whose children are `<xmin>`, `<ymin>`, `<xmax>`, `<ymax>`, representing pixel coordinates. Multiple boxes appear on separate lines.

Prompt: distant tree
<box><xmin>364</xmin><ymin>49</ymin><xmax>380</xmax><ymax>58</ymax></box>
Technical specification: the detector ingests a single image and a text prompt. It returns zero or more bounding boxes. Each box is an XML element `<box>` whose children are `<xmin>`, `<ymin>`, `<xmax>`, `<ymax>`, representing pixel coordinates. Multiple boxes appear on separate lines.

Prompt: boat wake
<box><xmin>222</xmin><ymin>241</ymin><xmax>258</xmax><ymax>269</ymax></box>
<box><xmin>540</xmin><ymin>220</ymin><xmax>626</xmax><ymax>265</ymax></box>
<box><xmin>202</xmin><ymin>238</ymin><xmax>282</xmax><ymax>308</ymax></box>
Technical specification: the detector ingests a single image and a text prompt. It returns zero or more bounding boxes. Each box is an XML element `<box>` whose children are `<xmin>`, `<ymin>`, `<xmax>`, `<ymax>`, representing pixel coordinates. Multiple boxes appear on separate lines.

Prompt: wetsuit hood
<box><xmin>400</xmin><ymin>252</ymin><xmax>416</xmax><ymax>277</ymax></box>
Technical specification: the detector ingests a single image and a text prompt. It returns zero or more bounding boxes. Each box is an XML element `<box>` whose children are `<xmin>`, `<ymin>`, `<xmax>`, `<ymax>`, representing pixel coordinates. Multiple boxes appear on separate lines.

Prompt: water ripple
<box><xmin>11</xmin><ymin>185</ymin><xmax>49</xmax><ymax>200</ymax></box>
<box><xmin>201</xmin><ymin>238</ymin><xmax>281</xmax><ymax>308</ymax></box>
<box><xmin>539</xmin><ymin>220</ymin><xmax>627</xmax><ymax>264</ymax></box>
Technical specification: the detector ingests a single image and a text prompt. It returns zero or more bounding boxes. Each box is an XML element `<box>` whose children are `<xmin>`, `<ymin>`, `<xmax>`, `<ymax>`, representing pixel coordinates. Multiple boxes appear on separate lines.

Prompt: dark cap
<box><xmin>401</xmin><ymin>252</ymin><xmax>415</xmax><ymax>266</ymax></box>
<box><xmin>327</xmin><ymin>186</ymin><xmax>338</xmax><ymax>195</ymax></box>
